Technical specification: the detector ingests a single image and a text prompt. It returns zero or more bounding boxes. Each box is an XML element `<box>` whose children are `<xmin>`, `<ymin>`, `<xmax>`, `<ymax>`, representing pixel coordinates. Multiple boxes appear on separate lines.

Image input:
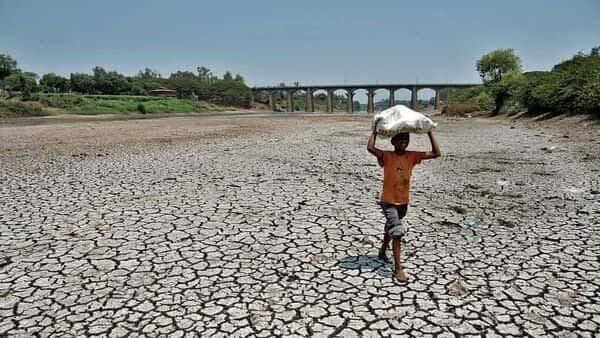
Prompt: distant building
<box><xmin>149</xmin><ymin>87</ymin><xmax>177</xmax><ymax>96</ymax></box>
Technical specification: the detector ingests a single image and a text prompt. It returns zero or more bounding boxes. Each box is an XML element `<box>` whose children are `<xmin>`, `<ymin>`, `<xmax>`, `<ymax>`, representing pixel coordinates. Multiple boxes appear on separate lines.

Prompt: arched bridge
<box><xmin>252</xmin><ymin>83</ymin><xmax>480</xmax><ymax>113</ymax></box>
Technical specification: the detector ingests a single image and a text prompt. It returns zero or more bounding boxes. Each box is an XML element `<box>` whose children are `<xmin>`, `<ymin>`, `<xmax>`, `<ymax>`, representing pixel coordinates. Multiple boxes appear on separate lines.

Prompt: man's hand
<box><xmin>421</xmin><ymin>131</ymin><xmax>441</xmax><ymax>160</ymax></box>
<box><xmin>368</xmin><ymin>119</ymin><xmax>384</xmax><ymax>165</ymax></box>
<box><xmin>372</xmin><ymin>118</ymin><xmax>381</xmax><ymax>134</ymax></box>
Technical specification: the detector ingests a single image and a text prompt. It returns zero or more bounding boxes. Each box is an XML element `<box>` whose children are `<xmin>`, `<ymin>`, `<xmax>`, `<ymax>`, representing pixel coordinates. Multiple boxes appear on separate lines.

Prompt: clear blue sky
<box><xmin>1</xmin><ymin>0</ymin><xmax>599</xmax><ymax>89</ymax></box>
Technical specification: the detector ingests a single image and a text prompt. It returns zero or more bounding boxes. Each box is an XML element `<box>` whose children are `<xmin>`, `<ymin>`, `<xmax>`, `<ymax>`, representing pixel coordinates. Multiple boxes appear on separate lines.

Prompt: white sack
<box><xmin>373</xmin><ymin>105</ymin><xmax>437</xmax><ymax>137</ymax></box>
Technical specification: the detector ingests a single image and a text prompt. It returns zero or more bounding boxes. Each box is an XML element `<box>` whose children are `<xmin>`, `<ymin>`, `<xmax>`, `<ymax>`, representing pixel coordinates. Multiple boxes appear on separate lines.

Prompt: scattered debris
<box><xmin>541</xmin><ymin>146</ymin><xmax>565</xmax><ymax>153</ymax></box>
<box><xmin>448</xmin><ymin>278</ymin><xmax>468</xmax><ymax>296</ymax></box>
<box><xmin>497</xmin><ymin>218</ymin><xmax>515</xmax><ymax>228</ymax></box>
<box><xmin>527</xmin><ymin>308</ymin><xmax>546</xmax><ymax>324</ymax></box>
<box><xmin>463</xmin><ymin>220</ymin><xmax>477</xmax><ymax>228</ymax></box>
<box><xmin>450</xmin><ymin>206</ymin><xmax>468</xmax><ymax>215</ymax></box>
<box><xmin>465</xmin><ymin>183</ymin><xmax>482</xmax><ymax>190</ymax></box>
<box><xmin>558</xmin><ymin>290</ymin><xmax>577</xmax><ymax>306</ymax></box>
<box><xmin>71</xmin><ymin>152</ymin><xmax>88</xmax><ymax>158</ymax></box>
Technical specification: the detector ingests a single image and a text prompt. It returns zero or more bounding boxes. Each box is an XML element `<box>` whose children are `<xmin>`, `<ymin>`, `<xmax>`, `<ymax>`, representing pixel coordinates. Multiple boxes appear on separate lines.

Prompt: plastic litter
<box><xmin>373</xmin><ymin>105</ymin><xmax>437</xmax><ymax>137</ymax></box>
<box><xmin>448</xmin><ymin>278</ymin><xmax>468</xmax><ymax>296</ymax></box>
<box><xmin>463</xmin><ymin>220</ymin><xmax>477</xmax><ymax>228</ymax></box>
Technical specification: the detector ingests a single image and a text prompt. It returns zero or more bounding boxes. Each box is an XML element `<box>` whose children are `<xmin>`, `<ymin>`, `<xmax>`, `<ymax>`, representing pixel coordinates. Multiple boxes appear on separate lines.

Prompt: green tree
<box><xmin>4</xmin><ymin>71</ymin><xmax>40</xmax><ymax>99</ymax></box>
<box><xmin>0</xmin><ymin>54</ymin><xmax>18</xmax><ymax>84</ymax></box>
<box><xmin>489</xmin><ymin>71</ymin><xmax>526</xmax><ymax>114</ymax></box>
<box><xmin>223</xmin><ymin>71</ymin><xmax>233</xmax><ymax>81</ymax></box>
<box><xmin>137</xmin><ymin>68</ymin><xmax>161</xmax><ymax>79</ymax></box>
<box><xmin>196</xmin><ymin>66</ymin><xmax>212</xmax><ymax>82</ymax></box>
<box><xmin>40</xmin><ymin>73</ymin><xmax>69</xmax><ymax>92</ymax></box>
<box><xmin>130</xmin><ymin>68</ymin><xmax>167</xmax><ymax>95</ymax></box>
<box><xmin>70</xmin><ymin>73</ymin><xmax>95</xmax><ymax>93</ymax></box>
<box><xmin>91</xmin><ymin>66</ymin><xmax>131</xmax><ymax>94</ymax></box>
<box><xmin>476</xmin><ymin>49</ymin><xmax>522</xmax><ymax>85</ymax></box>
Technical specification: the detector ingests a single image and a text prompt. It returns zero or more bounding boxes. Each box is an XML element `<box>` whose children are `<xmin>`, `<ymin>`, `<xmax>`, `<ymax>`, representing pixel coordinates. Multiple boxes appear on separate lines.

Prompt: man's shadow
<box><xmin>336</xmin><ymin>255</ymin><xmax>393</xmax><ymax>278</ymax></box>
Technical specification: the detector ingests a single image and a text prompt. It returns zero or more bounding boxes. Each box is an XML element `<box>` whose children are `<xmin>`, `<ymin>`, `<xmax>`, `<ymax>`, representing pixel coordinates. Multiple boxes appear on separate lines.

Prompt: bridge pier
<box><xmin>411</xmin><ymin>86</ymin><xmax>418</xmax><ymax>110</ymax></box>
<box><xmin>305</xmin><ymin>88</ymin><xmax>314</xmax><ymax>112</ymax></box>
<box><xmin>268</xmin><ymin>91</ymin><xmax>275</xmax><ymax>111</ymax></box>
<box><xmin>434</xmin><ymin>89</ymin><xmax>441</xmax><ymax>111</ymax></box>
<box><xmin>442</xmin><ymin>88</ymin><xmax>450</xmax><ymax>112</ymax></box>
<box><xmin>327</xmin><ymin>90</ymin><xmax>333</xmax><ymax>113</ymax></box>
<box><xmin>347</xmin><ymin>89</ymin><xmax>354</xmax><ymax>113</ymax></box>
<box><xmin>388</xmin><ymin>89</ymin><xmax>395</xmax><ymax>108</ymax></box>
<box><xmin>367</xmin><ymin>89</ymin><xmax>375</xmax><ymax>114</ymax></box>
<box><xmin>286</xmin><ymin>90</ymin><xmax>293</xmax><ymax>112</ymax></box>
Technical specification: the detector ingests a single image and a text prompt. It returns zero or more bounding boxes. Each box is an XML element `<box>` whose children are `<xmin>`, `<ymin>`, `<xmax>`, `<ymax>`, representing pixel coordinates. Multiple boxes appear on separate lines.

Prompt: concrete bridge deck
<box><xmin>252</xmin><ymin>83</ymin><xmax>481</xmax><ymax>113</ymax></box>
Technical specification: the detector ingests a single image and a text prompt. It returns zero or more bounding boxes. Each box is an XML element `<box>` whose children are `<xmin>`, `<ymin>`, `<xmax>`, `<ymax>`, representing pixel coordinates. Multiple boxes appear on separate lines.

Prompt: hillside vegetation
<box><xmin>448</xmin><ymin>46</ymin><xmax>600</xmax><ymax>117</ymax></box>
<box><xmin>0</xmin><ymin>54</ymin><xmax>250</xmax><ymax>117</ymax></box>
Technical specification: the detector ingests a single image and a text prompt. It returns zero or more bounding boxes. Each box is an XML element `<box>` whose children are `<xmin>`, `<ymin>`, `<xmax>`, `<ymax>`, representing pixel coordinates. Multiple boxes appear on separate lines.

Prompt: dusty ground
<box><xmin>1</xmin><ymin>113</ymin><xmax>599</xmax><ymax>337</ymax></box>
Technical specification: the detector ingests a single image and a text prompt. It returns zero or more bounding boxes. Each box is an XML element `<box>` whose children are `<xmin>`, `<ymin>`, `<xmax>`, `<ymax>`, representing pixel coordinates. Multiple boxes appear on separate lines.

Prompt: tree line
<box><xmin>451</xmin><ymin>46</ymin><xmax>600</xmax><ymax>116</ymax></box>
<box><xmin>0</xmin><ymin>55</ymin><xmax>252</xmax><ymax>107</ymax></box>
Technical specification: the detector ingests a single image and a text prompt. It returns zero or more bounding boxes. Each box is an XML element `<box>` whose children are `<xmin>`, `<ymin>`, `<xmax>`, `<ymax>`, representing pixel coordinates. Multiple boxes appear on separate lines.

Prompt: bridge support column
<box><xmin>442</xmin><ymin>88</ymin><xmax>450</xmax><ymax>113</ymax></box>
<box><xmin>367</xmin><ymin>89</ymin><xmax>375</xmax><ymax>114</ymax></box>
<box><xmin>347</xmin><ymin>89</ymin><xmax>354</xmax><ymax>113</ymax></box>
<box><xmin>268</xmin><ymin>91</ymin><xmax>275</xmax><ymax>111</ymax></box>
<box><xmin>327</xmin><ymin>90</ymin><xmax>333</xmax><ymax>113</ymax></box>
<box><xmin>388</xmin><ymin>89</ymin><xmax>395</xmax><ymax>108</ymax></box>
<box><xmin>286</xmin><ymin>90</ymin><xmax>293</xmax><ymax>112</ymax></box>
<box><xmin>434</xmin><ymin>89</ymin><xmax>441</xmax><ymax>111</ymax></box>
<box><xmin>305</xmin><ymin>88</ymin><xmax>314</xmax><ymax>112</ymax></box>
<box><xmin>411</xmin><ymin>86</ymin><xmax>418</xmax><ymax>110</ymax></box>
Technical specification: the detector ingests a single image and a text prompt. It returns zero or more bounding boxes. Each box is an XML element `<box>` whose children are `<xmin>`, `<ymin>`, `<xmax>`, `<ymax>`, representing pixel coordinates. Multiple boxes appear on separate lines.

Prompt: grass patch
<box><xmin>0</xmin><ymin>100</ymin><xmax>49</xmax><ymax>118</ymax></box>
<box><xmin>30</xmin><ymin>93</ymin><xmax>229</xmax><ymax>115</ymax></box>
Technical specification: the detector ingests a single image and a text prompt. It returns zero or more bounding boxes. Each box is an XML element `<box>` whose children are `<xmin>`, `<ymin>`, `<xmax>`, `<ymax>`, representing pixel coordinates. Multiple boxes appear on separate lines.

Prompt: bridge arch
<box><xmin>312</xmin><ymin>89</ymin><xmax>329</xmax><ymax>112</ymax></box>
<box><xmin>330</xmin><ymin>89</ymin><xmax>350</xmax><ymax>113</ymax></box>
<box><xmin>290</xmin><ymin>89</ymin><xmax>307</xmax><ymax>112</ymax></box>
<box><xmin>392</xmin><ymin>88</ymin><xmax>413</xmax><ymax>109</ymax></box>
<box><xmin>416</xmin><ymin>87</ymin><xmax>437</xmax><ymax>112</ymax></box>
<box><xmin>352</xmin><ymin>88</ymin><xmax>368</xmax><ymax>114</ymax></box>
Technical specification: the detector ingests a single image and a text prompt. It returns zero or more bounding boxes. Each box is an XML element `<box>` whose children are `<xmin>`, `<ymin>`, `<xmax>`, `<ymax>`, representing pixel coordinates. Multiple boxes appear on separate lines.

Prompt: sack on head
<box><xmin>373</xmin><ymin>105</ymin><xmax>437</xmax><ymax>137</ymax></box>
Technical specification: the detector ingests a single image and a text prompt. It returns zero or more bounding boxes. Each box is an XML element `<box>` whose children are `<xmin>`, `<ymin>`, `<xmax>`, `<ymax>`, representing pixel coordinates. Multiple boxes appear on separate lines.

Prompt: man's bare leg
<box><xmin>378</xmin><ymin>233</ymin><xmax>391</xmax><ymax>262</ymax></box>
<box><xmin>392</xmin><ymin>237</ymin><xmax>408</xmax><ymax>283</ymax></box>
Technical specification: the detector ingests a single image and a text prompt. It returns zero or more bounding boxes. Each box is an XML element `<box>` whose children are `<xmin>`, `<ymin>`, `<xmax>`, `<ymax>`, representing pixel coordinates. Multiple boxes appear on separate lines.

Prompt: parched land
<box><xmin>0</xmin><ymin>113</ymin><xmax>599</xmax><ymax>337</ymax></box>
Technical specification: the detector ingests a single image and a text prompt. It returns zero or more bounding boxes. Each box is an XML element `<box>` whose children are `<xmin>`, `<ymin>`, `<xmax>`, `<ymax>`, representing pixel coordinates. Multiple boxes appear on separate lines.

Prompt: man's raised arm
<box><xmin>421</xmin><ymin>131</ymin><xmax>441</xmax><ymax>160</ymax></box>
<box><xmin>367</xmin><ymin>120</ymin><xmax>384</xmax><ymax>164</ymax></box>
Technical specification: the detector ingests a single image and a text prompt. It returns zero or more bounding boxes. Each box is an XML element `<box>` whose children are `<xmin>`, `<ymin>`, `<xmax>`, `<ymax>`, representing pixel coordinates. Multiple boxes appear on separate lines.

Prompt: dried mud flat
<box><xmin>1</xmin><ymin>113</ymin><xmax>599</xmax><ymax>337</ymax></box>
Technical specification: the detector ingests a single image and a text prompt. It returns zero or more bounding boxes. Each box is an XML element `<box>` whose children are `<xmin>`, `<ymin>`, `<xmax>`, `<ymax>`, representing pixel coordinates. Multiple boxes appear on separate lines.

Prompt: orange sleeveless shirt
<box><xmin>380</xmin><ymin>151</ymin><xmax>425</xmax><ymax>205</ymax></box>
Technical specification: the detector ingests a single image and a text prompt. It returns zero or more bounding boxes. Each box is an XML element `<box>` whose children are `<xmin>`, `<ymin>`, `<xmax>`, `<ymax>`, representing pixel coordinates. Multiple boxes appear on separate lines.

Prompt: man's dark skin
<box><xmin>367</xmin><ymin>119</ymin><xmax>441</xmax><ymax>283</ymax></box>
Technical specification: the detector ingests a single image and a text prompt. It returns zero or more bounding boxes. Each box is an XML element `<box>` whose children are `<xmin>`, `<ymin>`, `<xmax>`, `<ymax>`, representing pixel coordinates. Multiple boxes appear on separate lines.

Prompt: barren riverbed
<box><xmin>1</xmin><ymin>113</ymin><xmax>599</xmax><ymax>337</ymax></box>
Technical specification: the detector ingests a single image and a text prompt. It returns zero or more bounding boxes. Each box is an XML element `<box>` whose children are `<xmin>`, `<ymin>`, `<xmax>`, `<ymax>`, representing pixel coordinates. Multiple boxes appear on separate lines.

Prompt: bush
<box><xmin>137</xmin><ymin>103</ymin><xmax>146</xmax><ymax>114</ymax></box>
<box><xmin>0</xmin><ymin>100</ymin><xmax>47</xmax><ymax>117</ymax></box>
<box><xmin>33</xmin><ymin>93</ymin><xmax>84</xmax><ymax>108</ymax></box>
<box><xmin>446</xmin><ymin>101</ymin><xmax>481</xmax><ymax>115</ymax></box>
<box><xmin>520</xmin><ymin>49</ymin><xmax>600</xmax><ymax>116</ymax></box>
<box><xmin>209</xmin><ymin>80</ymin><xmax>252</xmax><ymax>107</ymax></box>
<box><xmin>447</xmin><ymin>86</ymin><xmax>492</xmax><ymax>114</ymax></box>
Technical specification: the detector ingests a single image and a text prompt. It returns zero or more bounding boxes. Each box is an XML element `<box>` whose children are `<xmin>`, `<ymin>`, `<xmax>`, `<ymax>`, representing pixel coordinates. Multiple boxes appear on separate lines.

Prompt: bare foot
<box><xmin>393</xmin><ymin>268</ymin><xmax>408</xmax><ymax>284</ymax></box>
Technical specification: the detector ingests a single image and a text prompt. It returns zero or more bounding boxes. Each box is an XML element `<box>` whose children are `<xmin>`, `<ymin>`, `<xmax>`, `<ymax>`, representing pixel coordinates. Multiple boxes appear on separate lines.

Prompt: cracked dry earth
<box><xmin>1</xmin><ymin>113</ymin><xmax>599</xmax><ymax>337</ymax></box>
